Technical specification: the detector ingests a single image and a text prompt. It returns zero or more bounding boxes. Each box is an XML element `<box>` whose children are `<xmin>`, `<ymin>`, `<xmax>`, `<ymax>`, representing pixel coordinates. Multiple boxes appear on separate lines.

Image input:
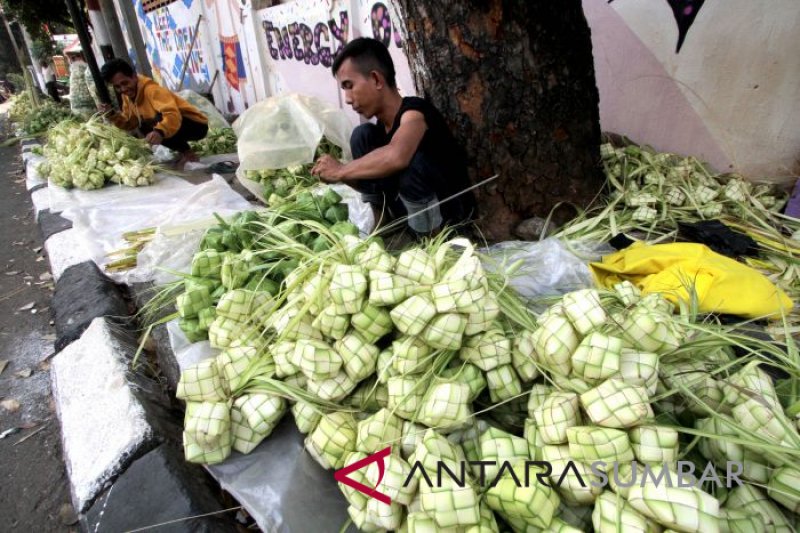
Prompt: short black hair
<box><xmin>101</xmin><ymin>58</ymin><xmax>135</xmax><ymax>82</ymax></box>
<box><xmin>332</xmin><ymin>37</ymin><xmax>396</xmax><ymax>88</ymax></box>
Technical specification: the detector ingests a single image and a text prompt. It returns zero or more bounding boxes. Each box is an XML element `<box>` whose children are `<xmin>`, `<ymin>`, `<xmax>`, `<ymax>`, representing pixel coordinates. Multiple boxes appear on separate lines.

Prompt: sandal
<box><xmin>209</xmin><ymin>161</ymin><xmax>237</xmax><ymax>173</ymax></box>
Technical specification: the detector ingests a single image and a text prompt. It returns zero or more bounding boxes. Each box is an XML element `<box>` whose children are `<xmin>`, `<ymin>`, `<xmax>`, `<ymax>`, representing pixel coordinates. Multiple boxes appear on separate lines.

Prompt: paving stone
<box><xmin>82</xmin><ymin>443</ymin><xmax>238</xmax><ymax>533</ymax></box>
<box><xmin>31</xmin><ymin>187</ymin><xmax>50</xmax><ymax>216</ymax></box>
<box><xmin>52</xmin><ymin>262</ymin><xmax>130</xmax><ymax>351</ymax></box>
<box><xmin>51</xmin><ymin>318</ymin><xmax>180</xmax><ymax>512</ymax></box>
<box><xmin>45</xmin><ymin>230</ymin><xmax>93</xmax><ymax>282</ymax></box>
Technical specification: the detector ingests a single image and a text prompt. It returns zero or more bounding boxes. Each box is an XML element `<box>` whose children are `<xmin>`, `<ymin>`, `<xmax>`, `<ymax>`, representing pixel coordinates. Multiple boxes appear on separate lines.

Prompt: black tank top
<box><xmin>386</xmin><ymin>97</ymin><xmax>476</xmax><ymax>223</ymax></box>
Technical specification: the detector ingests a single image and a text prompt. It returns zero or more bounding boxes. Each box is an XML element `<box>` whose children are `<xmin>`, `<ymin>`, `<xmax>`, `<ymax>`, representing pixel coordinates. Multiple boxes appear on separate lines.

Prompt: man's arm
<box><xmin>147</xmin><ymin>85</ymin><xmax>183</xmax><ymax>140</ymax></box>
<box><xmin>106</xmin><ymin>99</ymin><xmax>138</xmax><ymax>131</ymax></box>
<box><xmin>312</xmin><ymin>110</ymin><xmax>427</xmax><ymax>182</ymax></box>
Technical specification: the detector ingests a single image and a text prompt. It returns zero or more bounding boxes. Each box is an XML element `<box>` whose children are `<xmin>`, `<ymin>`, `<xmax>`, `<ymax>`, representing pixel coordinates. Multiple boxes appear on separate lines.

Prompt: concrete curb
<box><xmin>24</xmin><ymin>149</ymin><xmax>239</xmax><ymax>531</ymax></box>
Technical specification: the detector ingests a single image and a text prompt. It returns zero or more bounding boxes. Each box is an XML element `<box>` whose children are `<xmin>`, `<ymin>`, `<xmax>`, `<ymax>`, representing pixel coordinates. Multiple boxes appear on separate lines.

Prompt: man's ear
<box><xmin>370</xmin><ymin>70</ymin><xmax>384</xmax><ymax>89</ymax></box>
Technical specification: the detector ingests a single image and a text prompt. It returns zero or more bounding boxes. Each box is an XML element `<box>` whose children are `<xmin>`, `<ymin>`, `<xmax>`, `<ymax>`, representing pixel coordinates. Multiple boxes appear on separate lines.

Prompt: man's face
<box><xmin>110</xmin><ymin>72</ymin><xmax>138</xmax><ymax>99</ymax></box>
<box><xmin>336</xmin><ymin>58</ymin><xmax>379</xmax><ymax>119</ymax></box>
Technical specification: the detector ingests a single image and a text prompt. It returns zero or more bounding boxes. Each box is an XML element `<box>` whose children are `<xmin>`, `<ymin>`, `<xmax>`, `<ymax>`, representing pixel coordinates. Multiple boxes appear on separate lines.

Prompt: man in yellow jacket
<box><xmin>100</xmin><ymin>58</ymin><xmax>208</xmax><ymax>169</ymax></box>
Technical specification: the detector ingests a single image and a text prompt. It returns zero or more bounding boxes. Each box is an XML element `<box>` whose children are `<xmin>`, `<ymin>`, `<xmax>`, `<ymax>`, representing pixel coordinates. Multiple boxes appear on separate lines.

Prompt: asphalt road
<box><xmin>0</xmin><ymin>103</ymin><xmax>75</xmax><ymax>531</ymax></box>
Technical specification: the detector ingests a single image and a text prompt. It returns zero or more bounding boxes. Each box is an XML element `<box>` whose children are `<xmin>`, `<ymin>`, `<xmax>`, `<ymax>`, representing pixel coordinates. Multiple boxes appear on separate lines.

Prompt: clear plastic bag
<box><xmin>232</xmin><ymin>93</ymin><xmax>352</xmax><ymax>171</ymax></box>
<box><xmin>481</xmin><ymin>238</ymin><xmax>605</xmax><ymax>310</ymax></box>
<box><xmin>176</xmin><ymin>90</ymin><xmax>230</xmax><ymax>130</ymax></box>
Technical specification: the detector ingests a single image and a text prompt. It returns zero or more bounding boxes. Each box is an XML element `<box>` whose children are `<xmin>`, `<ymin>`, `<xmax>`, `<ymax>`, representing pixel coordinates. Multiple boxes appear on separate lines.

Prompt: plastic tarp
<box><xmin>24</xmin><ymin>154</ymin><xmax>48</xmax><ymax>190</ymax></box>
<box><xmin>60</xmin><ymin>175</ymin><xmax>253</xmax><ymax>284</ymax></box>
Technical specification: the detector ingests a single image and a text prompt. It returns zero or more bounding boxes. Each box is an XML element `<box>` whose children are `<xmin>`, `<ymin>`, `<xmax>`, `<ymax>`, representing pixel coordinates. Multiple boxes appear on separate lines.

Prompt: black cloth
<box><xmin>348</xmin><ymin>97</ymin><xmax>476</xmax><ymax>226</ymax></box>
<box><xmin>140</xmin><ymin>113</ymin><xmax>208</xmax><ymax>154</ymax></box>
<box><xmin>677</xmin><ymin>220</ymin><xmax>759</xmax><ymax>258</ymax></box>
<box><xmin>45</xmin><ymin>81</ymin><xmax>61</xmax><ymax>103</ymax></box>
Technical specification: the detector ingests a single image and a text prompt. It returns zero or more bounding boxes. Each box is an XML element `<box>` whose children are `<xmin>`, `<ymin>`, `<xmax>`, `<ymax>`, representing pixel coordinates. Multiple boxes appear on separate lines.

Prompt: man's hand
<box><xmin>145</xmin><ymin>130</ymin><xmax>163</xmax><ymax>146</ymax></box>
<box><xmin>311</xmin><ymin>154</ymin><xmax>345</xmax><ymax>183</ymax></box>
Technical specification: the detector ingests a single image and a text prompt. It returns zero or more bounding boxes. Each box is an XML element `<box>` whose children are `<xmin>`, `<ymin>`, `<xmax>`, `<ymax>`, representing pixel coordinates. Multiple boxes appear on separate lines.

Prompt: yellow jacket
<box><xmin>590</xmin><ymin>242</ymin><xmax>793</xmax><ymax>319</ymax></box>
<box><xmin>110</xmin><ymin>75</ymin><xmax>207</xmax><ymax>138</ymax></box>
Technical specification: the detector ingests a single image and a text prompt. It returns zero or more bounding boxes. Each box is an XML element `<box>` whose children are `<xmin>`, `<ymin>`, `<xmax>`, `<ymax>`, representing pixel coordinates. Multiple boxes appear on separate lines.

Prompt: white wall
<box><xmin>584</xmin><ymin>0</ymin><xmax>800</xmax><ymax>183</ymax></box>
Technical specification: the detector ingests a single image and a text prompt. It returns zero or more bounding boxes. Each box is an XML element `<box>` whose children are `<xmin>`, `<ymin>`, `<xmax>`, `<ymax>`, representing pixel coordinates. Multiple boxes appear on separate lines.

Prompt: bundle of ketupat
<box><xmin>167</xmin><ymin>219</ymin><xmax>800</xmax><ymax>531</ymax></box>
<box><xmin>158</xmin><ymin>191</ymin><xmax>355</xmax><ymax>344</ymax></box>
<box><xmin>36</xmin><ymin>115</ymin><xmax>158</xmax><ymax>190</ymax></box>
<box><xmin>189</xmin><ymin>127</ymin><xmax>237</xmax><ymax>156</ymax></box>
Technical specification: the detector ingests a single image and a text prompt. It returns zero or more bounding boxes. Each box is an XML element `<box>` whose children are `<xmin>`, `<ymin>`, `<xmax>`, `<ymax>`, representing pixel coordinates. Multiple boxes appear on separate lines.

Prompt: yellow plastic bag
<box><xmin>590</xmin><ymin>242</ymin><xmax>793</xmax><ymax>319</ymax></box>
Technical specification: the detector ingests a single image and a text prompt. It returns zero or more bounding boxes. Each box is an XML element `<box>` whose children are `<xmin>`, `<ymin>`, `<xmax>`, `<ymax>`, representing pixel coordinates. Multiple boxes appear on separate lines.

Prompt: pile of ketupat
<box><xmin>36</xmin><ymin>115</ymin><xmax>158</xmax><ymax>190</ymax></box>
<box><xmin>243</xmin><ymin>136</ymin><xmax>344</xmax><ymax>207</ymax></box>
<box><xmin>189</xmin><ymin>127</ymin><xmax>237</xmax><ymax>156</ymax></box>
<box><xmin>556</xmin><ymin>142</ymin><xmax>800</xmax><ymax>328</ymax></box>
<box><xmin>7</xmin><ymin>91</ymin><xmax>33</xmax><ymax>125</ymax></box>
<box><xmin>19</xmin><ymin>101</ymin><xmax>75</xmax><ymax>136</ymax></box>
<box><xmin>167</xmin><ymin>207</ymin><xmax>800</xmax><ymax>532</ymax></box>
<box><xmin>149</xmin><ymin>189</ymin><xmax>357</xmax><ymax>343</ymax></box>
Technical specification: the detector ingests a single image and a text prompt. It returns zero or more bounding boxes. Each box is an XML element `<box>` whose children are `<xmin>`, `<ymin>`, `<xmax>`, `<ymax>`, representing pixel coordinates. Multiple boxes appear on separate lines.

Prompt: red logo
<box><xmin>334</xmin><ymin>447</ymin><xmax>392</xmax><ymax>505</ymax></box>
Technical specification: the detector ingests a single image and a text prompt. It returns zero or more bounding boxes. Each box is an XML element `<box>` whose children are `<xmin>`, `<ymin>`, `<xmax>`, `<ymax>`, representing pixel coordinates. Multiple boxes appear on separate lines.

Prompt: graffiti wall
<box><xmin>584</xmin><ymin>0</ymin><xmax>800</xmax><ymax>181</ymax></box>
<box><xmin>133</xmin><ymin>0</ymin><xmax>215</xmax><ymax>94</ymax></box>
<box><xmin>254</xmin><ymin>0</ymin><xmax>414</xmax><ymax>125</ymax></box>
<box><xmin>200</xmin><ymin>0</ymin><xmax>265</xmax><ymax>115</ymax></box>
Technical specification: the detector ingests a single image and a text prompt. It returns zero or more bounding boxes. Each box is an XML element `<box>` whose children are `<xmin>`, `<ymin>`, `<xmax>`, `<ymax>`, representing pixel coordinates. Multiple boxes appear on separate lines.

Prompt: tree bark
<box><xmin>395</xmin><ymin>0</ymin><xmax>603</xmax><ymax>240</ymax></box>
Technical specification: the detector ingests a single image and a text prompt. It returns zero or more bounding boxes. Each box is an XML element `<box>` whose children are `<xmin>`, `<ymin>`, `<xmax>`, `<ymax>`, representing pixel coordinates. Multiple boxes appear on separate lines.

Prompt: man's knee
<box><xmin>350</xmin><ymin>123</ymin><xmax>386</xmax><ymax>159</ymax></box>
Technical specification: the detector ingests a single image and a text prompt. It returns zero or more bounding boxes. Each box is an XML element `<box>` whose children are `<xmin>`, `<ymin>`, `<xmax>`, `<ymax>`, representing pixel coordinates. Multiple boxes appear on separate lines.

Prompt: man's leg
<box><xmin>348</xmin><ymin>124</ymin><xmax>406</xmax><ymax>230</ymax></box>
<box><xmin>161</xmin><ymin>117</ymin><xmax>209</xmax><ymax>167</ymax></box>
<box><xmin>161</xmin><ymin>117</ymin><xmax>208</xmax><ymax>152</ymax></box>
<box><xmin>45</xmin><ymin>82</ymin><xmax>61</xmax><ymax>103</ymax></box>
<box><xmin>395</xmin><ymin>152</ymin><xmax>447</xmax><ymax>237</ymax></box>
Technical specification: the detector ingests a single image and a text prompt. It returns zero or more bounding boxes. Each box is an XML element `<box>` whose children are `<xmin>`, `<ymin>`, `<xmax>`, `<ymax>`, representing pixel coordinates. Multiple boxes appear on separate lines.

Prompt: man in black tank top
<box><xmin>311</xmin><ymin>38</ymin><xmax>475</xmax><ymax>237</ymax></box>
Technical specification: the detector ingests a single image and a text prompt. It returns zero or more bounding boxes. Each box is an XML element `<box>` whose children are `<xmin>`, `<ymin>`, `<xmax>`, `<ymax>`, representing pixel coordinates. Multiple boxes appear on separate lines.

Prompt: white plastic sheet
<box><xmin>48</xmin><ymin>173</ymin><xmax>195</xmax><ymax>214</ymax></box>
<box><xmin>167</xmin><ymin>319</ymin><xmax>218</xmax><ymax>372</ymax></box>
<box><xmin>232</xmin><ymin>93</ymin><xmax>352</xmax><ymax>171</ymax></box>
<box><xmin>60</xmin><ymin>175</ymin><xmax>253</xmax><ymax>284</ymax></box>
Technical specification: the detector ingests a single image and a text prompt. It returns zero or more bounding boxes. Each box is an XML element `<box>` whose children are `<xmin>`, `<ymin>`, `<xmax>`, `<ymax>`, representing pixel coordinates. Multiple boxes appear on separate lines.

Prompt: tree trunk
<box><xmin>395</xmin><ymin>0</ymin><xmax>603</xmax><ymax>241</ymax></box>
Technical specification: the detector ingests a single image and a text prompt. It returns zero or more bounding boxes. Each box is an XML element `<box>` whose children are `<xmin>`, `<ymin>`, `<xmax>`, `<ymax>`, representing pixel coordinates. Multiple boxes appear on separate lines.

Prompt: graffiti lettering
<box><xmin>154</xmin><ymin>10</ymin><xmax>174</xmax><ymax>52</ymax></box>
<box><xmin>173</xmin><ymin>26</ymin><xmax>204</xmax><ymax>75</ymax></box>
<box><xmin>608</xmin><ymin>0</ymin><xmax>706</xmax><ymax>53</ymax></box>
<box><xmin>314</xmin><ymin>23</ymin><xmax>332</xmax><ymax>67</ymax></box>
<box><xmin>262</xmin><ymin>11</ymin><xmax>349</xmax><ymax>68</ymax></box>
<box><xmin>370</xmin><ymin>2</ymin><xmax>402</xmax><ymax>48</ymax></box>
<box><xmin>263</xmin><ymin>22</ymin><xmax>292</xmax><ymax>60</ymax></box>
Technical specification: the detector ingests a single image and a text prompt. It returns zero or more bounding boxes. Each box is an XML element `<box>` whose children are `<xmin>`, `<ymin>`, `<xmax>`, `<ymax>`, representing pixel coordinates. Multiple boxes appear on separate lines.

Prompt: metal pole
<box><xmin>116</xmin><ymin>0</ymin><xmax>152</xmax><ymax>78</ymax></box>
<box><xmin>63</xmin><ymin>0</ymin><xmax>110</xmax><ymax>104</ymax></box>
<box><xmin>98</xmin><ymin>0</ymin><xmax>131</xmax><ymax>62</ymax></box>
<box><xmin>177</xmin><ymin>15</ymin><xmax>203</xmax><ymax>90</ymax></box>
